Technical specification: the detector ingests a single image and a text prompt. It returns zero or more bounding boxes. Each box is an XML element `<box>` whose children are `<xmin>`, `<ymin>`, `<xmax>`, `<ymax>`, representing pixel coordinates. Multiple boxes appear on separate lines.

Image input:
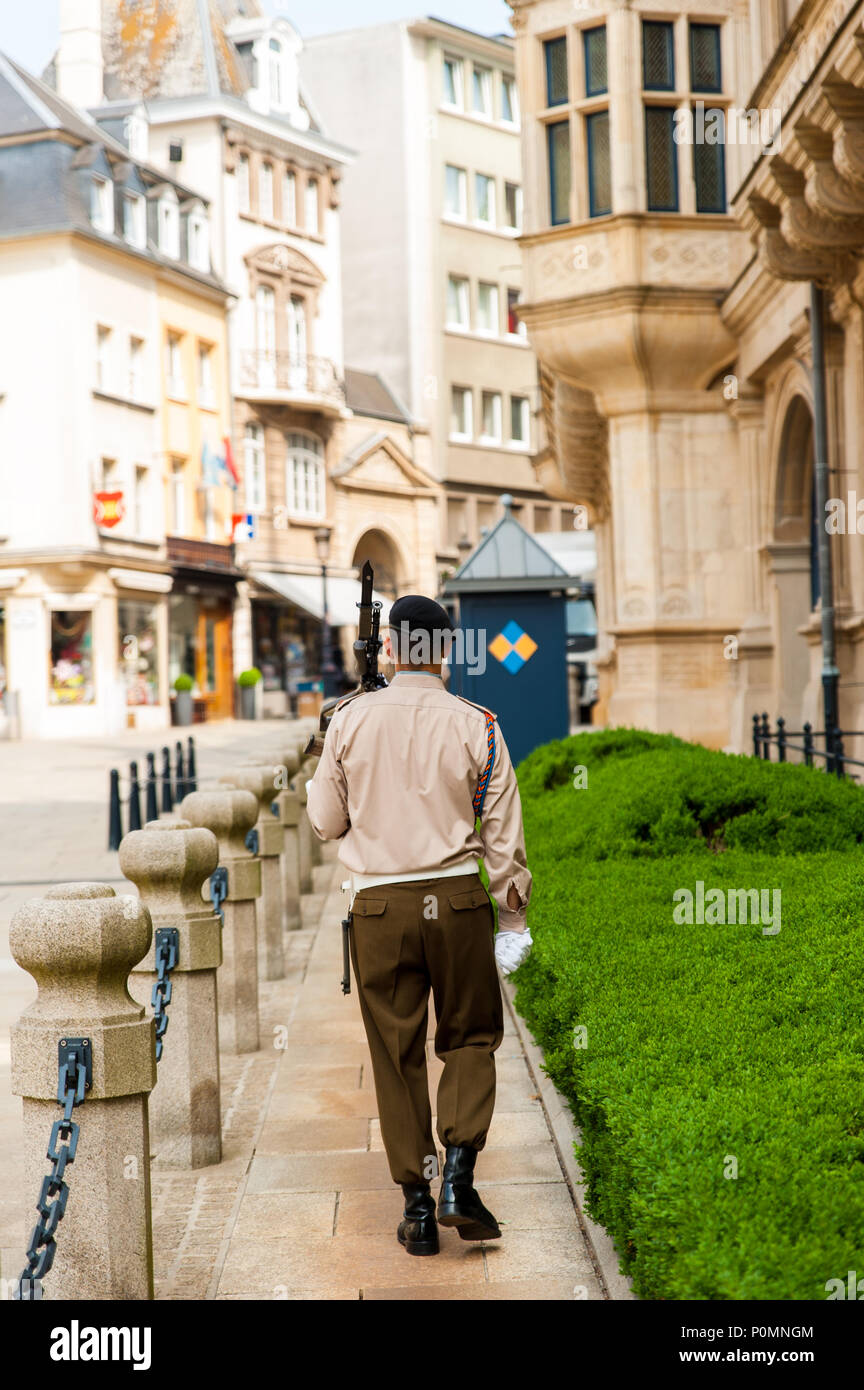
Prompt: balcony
<box><xmin>238</xmin><ymin>352</ymin><xmax>346</xmax><ymax>414</ymax></box>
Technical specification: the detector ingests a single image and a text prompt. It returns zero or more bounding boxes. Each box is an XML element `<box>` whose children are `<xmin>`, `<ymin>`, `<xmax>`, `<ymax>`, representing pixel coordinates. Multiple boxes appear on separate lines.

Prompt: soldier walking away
<box><xmin>307</xmin><ymin>594</ymin><xmax>533</xmax><ymax>1256</ymax></box>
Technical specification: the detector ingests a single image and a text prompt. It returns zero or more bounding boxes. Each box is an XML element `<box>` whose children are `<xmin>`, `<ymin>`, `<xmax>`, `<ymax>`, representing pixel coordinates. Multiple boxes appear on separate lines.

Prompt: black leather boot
<box><xmin>397</xmin><ymin>1182</ymin><xmax>439</xmax><ymax>1256</ymax></box>
<box><xmin>437</xmin><ymin>1144</ymin><xmax>501</xmax><ymax>1240</ymax></box>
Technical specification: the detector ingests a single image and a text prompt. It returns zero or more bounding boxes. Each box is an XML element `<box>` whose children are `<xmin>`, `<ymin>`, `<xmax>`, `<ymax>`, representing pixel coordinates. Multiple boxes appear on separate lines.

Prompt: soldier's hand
<box><xmin>494</xmin><ymin>927</ymin><xmax>533</xmax><ymax>976</ymax></box>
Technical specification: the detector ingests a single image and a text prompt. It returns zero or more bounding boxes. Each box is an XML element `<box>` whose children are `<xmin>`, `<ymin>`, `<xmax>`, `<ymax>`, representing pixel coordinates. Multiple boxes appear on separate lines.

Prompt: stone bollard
<box><xmin>294</xmin><ymin>769</ymin><xmax>314</xmax><ymax>895</ymax></box>
<box><xmin>10</xmin><ymin>883</ymin><xmax>155</xmax><ymax>1300</ymax></box>
<box><xmin>119</xmin><ymin>819</ymin><xmax>222</xmax><ymax>1169</ymax></box>
<box><xmin>274</xmin><ymin>747</ymin><xmax>302</xmax><ymax>930</ymax></box>
<box><xmin>180</xmin><ymin>790</ymin><xmax>261</xmax><ymax>1055</ymax></box>
<box><xmin>219</xmin><ymin>766</ymin><xmax>285</xmax><ymax>981</ymax></box>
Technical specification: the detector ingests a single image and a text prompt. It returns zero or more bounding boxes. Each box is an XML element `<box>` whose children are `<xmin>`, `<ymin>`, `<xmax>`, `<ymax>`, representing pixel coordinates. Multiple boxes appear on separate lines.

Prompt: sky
<box><xmin>0</xmin><ymin>1</ymin><xmax>514</xmax><ymax>77</ymax></box>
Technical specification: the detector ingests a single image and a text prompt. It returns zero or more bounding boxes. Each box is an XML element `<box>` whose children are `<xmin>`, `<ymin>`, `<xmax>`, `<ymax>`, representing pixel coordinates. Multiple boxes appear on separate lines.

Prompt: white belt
<box><xmin>343</xmin><ymin>858</ymin><xmax>479</xmax><ymax>907</ymax></box>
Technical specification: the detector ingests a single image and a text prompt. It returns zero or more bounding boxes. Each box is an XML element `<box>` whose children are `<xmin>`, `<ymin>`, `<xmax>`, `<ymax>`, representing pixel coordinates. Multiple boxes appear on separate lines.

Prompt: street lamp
<box><xmin>315</xmin><ymin>525</ymin><xmax>338</xmax><ymax>698</ymax></box>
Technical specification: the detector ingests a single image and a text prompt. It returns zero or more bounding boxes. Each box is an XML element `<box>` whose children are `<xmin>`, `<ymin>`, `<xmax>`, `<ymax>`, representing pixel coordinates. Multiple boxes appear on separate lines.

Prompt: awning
<box><xmin>252</xmin><ymin>570</ymin><xmax>392</xmax><ymax>628</ymax></box>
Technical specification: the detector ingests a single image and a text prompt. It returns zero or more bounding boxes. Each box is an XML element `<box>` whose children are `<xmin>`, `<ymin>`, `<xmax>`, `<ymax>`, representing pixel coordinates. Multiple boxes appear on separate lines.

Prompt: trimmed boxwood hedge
<box><xmin>512</xmin><ymin>729</ymin><xmax>864</xmax><ymax>1300</ymax></box>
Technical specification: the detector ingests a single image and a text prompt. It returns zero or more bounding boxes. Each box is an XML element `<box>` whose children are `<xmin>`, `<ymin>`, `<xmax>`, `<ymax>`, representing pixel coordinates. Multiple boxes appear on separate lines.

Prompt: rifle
<box><xmin>304</xmin><ymin>559</ymin><xmax>388</xmax><ymax>757</ymax></box>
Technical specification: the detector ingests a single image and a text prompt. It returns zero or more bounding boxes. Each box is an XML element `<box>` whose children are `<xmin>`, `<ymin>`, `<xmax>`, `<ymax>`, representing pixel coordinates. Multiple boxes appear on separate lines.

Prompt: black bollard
<box><xmin>161</xmin><ymin>746</ymin><xmax>173</xmax><ymax>813</ymax></box>
<box><xmin>187</xmin><ymin>735</ymin><xmax>197</xmax><ymax>793</ymax></box>
<box><xmin>175</xmin><ymin>740</ymin><xmax>186</xmax><ymax>801</ymax></box>
<box><xmin>145</xmin><ymin>751</ymin><xmax>158</xmax><ymax>823</ymax></box>
<box><xmin>129</xmin><ymin>761</ymin><xmax>142</xmax><ymax>832</ymax></box>
<box><xmin>108</xmin><ymin>768</ymin><xmax>123</xmax><ymax>850</ymax></box>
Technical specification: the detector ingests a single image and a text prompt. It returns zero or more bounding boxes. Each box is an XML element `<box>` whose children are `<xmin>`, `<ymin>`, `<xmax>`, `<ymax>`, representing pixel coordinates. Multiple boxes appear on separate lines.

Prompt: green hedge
<box><xmin>512</xmin><ymin>729</ymin><xmax>864</xmax><ymax>1300</ymax></box>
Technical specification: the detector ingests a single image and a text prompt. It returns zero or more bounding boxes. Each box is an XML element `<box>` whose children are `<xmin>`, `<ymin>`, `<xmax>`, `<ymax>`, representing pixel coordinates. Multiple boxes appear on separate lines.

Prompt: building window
<box><xmin>507</xmin><ymin>287</ymin><xmax>526</xmax><ymax>339</ymax></box>
<box><xmin>244</xmin><ymin>423</ymin><xmax>266</xmax><ymax>513</ymax></box>
<box><xmin>119</xmin><ymin>600</ymin><xmax>159</xmax><ymax>707</ymax></box>
<box><xmin>124</xmin><ymin>114</ymin><xmax>148</xmax><ymax>159</ymax></box>
<box><xmin>643</xmin><ymin>20</ymin><xmax>675</xmax><ymax>91</ymax></box>
<box><xmin>187</xmin><ymin>210</ymin><xmax>210</xmax><ymax>271</ymax></box>
<box><xmin>645</xmin><ymin>106</ymin><xmax>679</xmax><ymax>211</ymax></box>
<box><xmin>285</xmin><ymin>432</ymin><xmax>324</xmax><ymax>519</ymax></box>
<box><xmin>305</xmin><ymin>177</ymin><xmax>320</xmax><ymax>234</ymax></box>
<box><xmin>446</xmin><ymin>274</ymin><xmax>470</xmax><ymax>329</ymax></box>
<box><xmin>283</xmin><ymin>169</ymin><xmax>297</xmax><ymax>224</ymax></box>
<box><xmin>132</xmin><ymin>465</ymin><xmax>148</xmax><ymax>537</ymax></box>
<box><xmin>171</xmin><ymin>458</ymin><xmax>186</xmax><ymax>532</ymax></box>
<box><xmin>259</xmin><ymin>162</ymin><xmax>274</xmax><ymax>221</ymax></box>
<box><xmin>504</xmin><ymin>181</ymin><xmax>523</xmax><ymax>231</ymax></box>
<box><xmin>166</xmin><ymin>331</ymin><xmax>185</xmax><ymax>398</ymax></box>
<box><xmin>472</xmin><ymin>65</ymin><xmax>492</xmax><ymax>117</ymax></box>
<box><xmin>477</xmin><ymin>282</ymin><xmax>499</xmax><ymax>335</ymax></box>
<box><xmin>693</xmin><ymin>114</ymin><xmax>726</xmax><ymax>212</ymax></box>
<box><xmin>256</xmin><ymin>285</ymin><xmax>277</xmax><ymax>383</ymax></box>
<box><xmin>689</xmin><ymin>22</ymin><xmax>722</xmax><ymax>93</ymax></box>
<box><xmin>442</xmin><ymin>55</ymin><xmax>463</xmax><ymax>108</ymax></box>
<box><xmin>450</xmin><ymin>386</ymin><xmax>473</xmax><ymax>441</ymax></box>
<box><xmin>128</xmin><ymin>335</ymin><xmax>144</xmax><ymax>399</ymax></box>
<box><xmin>510</xmin><ymin>395</ymin><xmax>530</xmax><ymax>446</ymax></box>
<box><xmin>198</xmin><ymin>343</ymin><xmax>215</xmax><ymax>407</ymax></box>
<box><xmin>96</xmin><ymin>324</ymin><xmax>111</xmax><ymax>390</ymax></box>
<box><xmin>287</xmin><ymin>295</ymin><xmax>308</xmax><ymax>384</ymax></box>
<box><xmin>90</xmin><ymin>176</ymin><xmax>114</xmax><ymax>234</ymax></box>
<box><xmin>586</xmin><ymin>109</ymin><xmax>612</xmax><ymax>217</ymax></box>
<box><xmin>583</xmin><ymin>25</ymin><xmax>608</xmax><ymax>97</ymax></box>
<box><xmin>547</xmin><ymin>119</ymin><xmax>571</xmax><ymax>225</ymax></box>
<box><xmin>544</xmin><ymin>36</ymin><xmax>569</xmax><ymax>107</ymax></box>
<box><xmin>480</xmin><ymin>391</ymin><xmax>503</xmax><ymax>444</ymax></box>
<box><xmin>502</xmin><ymin>75</ymin><xmax>519</xmax><ymax>124</ymax></box>
<box><xmin>158</xmin><ymin>197</ymin><xmax>180</xmax><ymax>258</ymax></box>
<box><xmin>444</xmin><ymin>164</ymin><xmax>467</xmax><ymax>218</ymax></box>
<box><xmin>50</xmin><ymin>610</ymin><xmax>94</xmax><ymax>705</ymax></box>
<box><xmin>475</xmin><ymin>172</ymin><xmax>496</xmax><ymax>226</ymax></box>
<box><xmin>122</xmin><ymin>191</ymin><xmax>146</xmax><ymax>249</ymax></box>
<box><xmin>269</xmin><ymin>37</ymin><xmax>284</xmax><ymax>106</ymax></box>
<box><xmin>237</xmin><ymin>153</ymin><xmax>250</xmax><ymax>213</ymax></box>
<box><xmin>100</xmin><ymin>456</ymin><xmax>118</xmax><ymax>493</ymax></box>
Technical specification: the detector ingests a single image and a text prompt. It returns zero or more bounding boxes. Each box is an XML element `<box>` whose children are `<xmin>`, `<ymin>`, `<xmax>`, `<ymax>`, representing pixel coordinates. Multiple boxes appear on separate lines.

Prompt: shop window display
<box><xmin>50</xmin><ymin>610</ymin><xmax>94</xmax><ymax>705</ymax></box>
<box><xmin>118</xmin><ymin>600</ymin><xmax>160</xmax><ymax>706</ymax></box>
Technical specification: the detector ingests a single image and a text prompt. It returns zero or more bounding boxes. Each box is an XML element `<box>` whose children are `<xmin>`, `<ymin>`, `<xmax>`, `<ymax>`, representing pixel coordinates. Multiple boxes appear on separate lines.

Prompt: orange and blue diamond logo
<box><xmin>489</xmin><ymin>621</ymin><xmax>538</xmax><ymax>675</ymax></box>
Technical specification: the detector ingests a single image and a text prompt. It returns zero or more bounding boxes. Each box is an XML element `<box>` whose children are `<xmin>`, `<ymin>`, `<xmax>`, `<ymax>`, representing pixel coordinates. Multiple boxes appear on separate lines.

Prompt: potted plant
<box><xmin>238</xmin><ymin>667</ymin><xmax>262</xmax><ymax>720</ymax></box>
<box><xmin>173</xmin><ymin>673</ymin><xmax>194</xmax><ymax>726</ymax></box>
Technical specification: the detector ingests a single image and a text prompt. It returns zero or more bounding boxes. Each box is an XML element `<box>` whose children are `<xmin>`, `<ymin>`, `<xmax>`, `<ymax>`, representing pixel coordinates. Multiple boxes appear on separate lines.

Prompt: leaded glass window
<box><xmin>583</xmin><ymin>25</ymin><xmax>608</xmax><ymax>98</ymax></box>
<box><xmin>645</xmin><ymin>106</ymin><xmax>678</xmax><ymax>210</ymax></box>
<box><xmin>643</xmin><ymin>20</ymin><xmax>675</xmax><ymax>91</ymax></box>
<box><xmin>545</xmin><ymin>37</ymin><xmax>569</xmax><ymax>107</ymax></box>
<box><xmin>547</xmin><ymin>119</ymin><xmax>571</xmax><ymax>224</ymax></box>
<box><xmin>694</xmin><ymin>113</ymin><xmax>726</xmax><ymax>212</ymax></box>
<box><xmin>689</xmin><ymin>23</ymin><xmax>722</xmax><ymax>94</ymax></box>
<box><xmin>586</xmin><ymin>110</ymin><xmax>612</xmax><ymax>217</ymax></box>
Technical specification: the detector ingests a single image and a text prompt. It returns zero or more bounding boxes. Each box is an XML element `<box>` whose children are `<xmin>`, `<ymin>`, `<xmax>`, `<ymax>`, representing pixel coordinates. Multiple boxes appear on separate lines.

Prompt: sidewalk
<box><xmin>0</xmin><ymin>723</ymin><xmax>608</xmax><ymax>1301</ymax></box>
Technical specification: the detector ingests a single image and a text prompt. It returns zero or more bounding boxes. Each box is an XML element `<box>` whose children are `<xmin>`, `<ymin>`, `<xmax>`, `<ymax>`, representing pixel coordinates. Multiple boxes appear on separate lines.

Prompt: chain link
<box><xmin>14</xmin><ymin>1040</ymin><xmax>90</xmax><ymax>1300</ymax></box>
<box><xmin>152</xmin><ymin>928</ymin><xmax>179</xmax><ymax>1064</ymax></box>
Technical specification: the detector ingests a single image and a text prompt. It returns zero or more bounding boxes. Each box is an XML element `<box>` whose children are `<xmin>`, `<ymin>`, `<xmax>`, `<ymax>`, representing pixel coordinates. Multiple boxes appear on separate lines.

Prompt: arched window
<box><xmin>285</xmin><ymin>432</ymin><xmax>324</xmax><ymax>519</ymax></box>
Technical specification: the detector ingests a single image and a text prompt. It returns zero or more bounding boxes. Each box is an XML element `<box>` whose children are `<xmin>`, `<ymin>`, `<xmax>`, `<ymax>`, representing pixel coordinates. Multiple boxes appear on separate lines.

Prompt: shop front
<box><xmin>250</xmin><ymin>594</ymin><xmax>322</xmax><ymax>717</ymax></box>
<box><xmin>167</xmin><ymin>538</ymin><xmax>239</xmax><ymax>722</ymax></box>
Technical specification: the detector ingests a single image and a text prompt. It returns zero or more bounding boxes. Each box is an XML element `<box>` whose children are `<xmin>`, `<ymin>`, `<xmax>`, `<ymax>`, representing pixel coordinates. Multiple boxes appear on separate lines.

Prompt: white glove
<box><xmin>495</xmin><ymin>928</ymin><xmax>533</xmax><ymax>976</ymax></box>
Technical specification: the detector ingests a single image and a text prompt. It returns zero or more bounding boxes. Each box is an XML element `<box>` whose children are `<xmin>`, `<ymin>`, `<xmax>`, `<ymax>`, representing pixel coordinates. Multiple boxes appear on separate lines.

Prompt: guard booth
<box><xmin>442</xmin><ymin>497</ymin><xmax>572</xmax><ymax>767</ymax></box>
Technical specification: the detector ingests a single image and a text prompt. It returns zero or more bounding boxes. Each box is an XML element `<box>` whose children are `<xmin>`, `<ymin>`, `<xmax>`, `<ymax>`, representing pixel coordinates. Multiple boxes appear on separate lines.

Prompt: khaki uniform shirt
<box><xmin>306</xmin><ymin>671</ymin><xmax>532</xmax><ymax>930</ymax></box>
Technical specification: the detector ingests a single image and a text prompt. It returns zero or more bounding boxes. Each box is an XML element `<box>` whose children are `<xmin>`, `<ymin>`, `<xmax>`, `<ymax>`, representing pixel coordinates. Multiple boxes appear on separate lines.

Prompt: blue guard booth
<box><xmin>442</xmin><ymin>497</ymin><xmax>572</xmax><ymax>767</ymax></box>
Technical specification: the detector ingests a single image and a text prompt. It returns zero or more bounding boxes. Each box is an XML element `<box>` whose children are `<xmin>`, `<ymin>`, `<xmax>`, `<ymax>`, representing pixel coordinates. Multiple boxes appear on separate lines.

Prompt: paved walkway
<box><xmin>0</xmin><ymin>722</ymin><xmax>606</xmax><ymax>1301</ymax></box>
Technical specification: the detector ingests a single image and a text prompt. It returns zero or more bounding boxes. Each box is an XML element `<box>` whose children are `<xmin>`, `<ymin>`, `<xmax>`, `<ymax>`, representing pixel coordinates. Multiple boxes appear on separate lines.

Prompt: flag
<box><xmin>201</xmin><ymin>441</ymin><xmax>220</xmax><ymax>488</ymax></box>
<box><xmin>222</xmin><ymin>435</ymin><xmax>241</xmax><ymax>487</ymax></box>
<box><xmin>93</xmin><ymin>491</ymin><xmax>125</xmax><ymax>527</ymax></box>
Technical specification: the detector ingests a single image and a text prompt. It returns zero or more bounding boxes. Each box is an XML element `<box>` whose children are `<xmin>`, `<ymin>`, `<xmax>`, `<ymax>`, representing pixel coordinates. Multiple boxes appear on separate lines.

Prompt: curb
<box><xmin>502</xmin><ymin>978</ymin><xmax>636</xmax><ymax>1301</ymax></box>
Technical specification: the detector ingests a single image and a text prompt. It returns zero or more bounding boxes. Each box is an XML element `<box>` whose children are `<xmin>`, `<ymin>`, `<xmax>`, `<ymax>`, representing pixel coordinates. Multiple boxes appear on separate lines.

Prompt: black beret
<box><xmin>388</xmin><ymin>594</ymin><xmax>454</xmax><ymax>637</ymax></box>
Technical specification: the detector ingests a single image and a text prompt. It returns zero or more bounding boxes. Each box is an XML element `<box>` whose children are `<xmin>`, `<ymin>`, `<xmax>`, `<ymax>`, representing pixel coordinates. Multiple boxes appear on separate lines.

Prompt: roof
<box><xmin>444</xmin><ymin>496</ymin><xmax>574</xmax><ymax>594</ymax></box>
<box><xmin>100</xmin><ymin>0</ymin><xmax>249</xmax><ymax>103</ymax></box>
<box><xmin>0</xmin><ymin>52</ymin><xmax>112</xmax><ymax>144</ymax></box>
<box><xmin>344</xmin><ymin>369</ymin><xmax>410</xmax><ymax>424</ymax></box>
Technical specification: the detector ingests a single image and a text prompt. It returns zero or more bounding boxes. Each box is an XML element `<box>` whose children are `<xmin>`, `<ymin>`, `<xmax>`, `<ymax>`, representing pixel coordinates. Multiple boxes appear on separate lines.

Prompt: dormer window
<box><xmin>123</xmin><ymin>191</ymin><xmax>146</xmax><ymax>250</ymax></box>
<box><xmin>90</xmin><ymin>176</ymin><xmax>114</xmax><ymax>234</ymax></box>
<box><xmin>158</xmin><ymin>194</ymin><xmax>180</xmax><ymax>259</ymax></box>
<box><xmin>187</xmin><ymin>208</ymin><xmax>210</xmax><ymax>272</ymax></box>
<box><xmin>269</xmin><ymin>38</ymin><xmax>284</xmax><ymax>107</ymax></box>
<box><xmin>124</xmin><ymin>113</ymin><xmax>148</xmax><ymax>160</ymax></box>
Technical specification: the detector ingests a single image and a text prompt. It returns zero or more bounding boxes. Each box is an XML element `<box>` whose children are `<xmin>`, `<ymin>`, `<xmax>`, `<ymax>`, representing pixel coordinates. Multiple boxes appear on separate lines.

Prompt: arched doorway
<box><xmin>771</xmin><ymin>394</ymin><xmax>816</xmax><ymax>721</ymax></box>
<box><xmin>351</xmin><ymin>530</ymin><xmax>402</xmax><ymax>598</ymax></box>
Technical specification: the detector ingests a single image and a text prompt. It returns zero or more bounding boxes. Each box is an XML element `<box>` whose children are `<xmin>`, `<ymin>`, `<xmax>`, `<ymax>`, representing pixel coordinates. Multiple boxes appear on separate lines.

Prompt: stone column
<box><xmin>219</xmin><ymin>766</ymin><xmax>285</xmax><ymax>981</ymax></box>
<box><xmin>180</xmin><ymin>790</ymin><xmax>261</xmax><ymax>1055</ymax></box>
<box><xmin>119</xmin><ymin>819</ymin><xmax>222</xmax><ymax>1169</ymax></box>
<box><xmin>295</xmin><ymin>771</ymin><xmax>314</xmax><ymax>895</ymax></box>
<box><xmin>10</xmin><ymin>883</ymin><xmax>155</xmax><ymax>1300</ymax></box>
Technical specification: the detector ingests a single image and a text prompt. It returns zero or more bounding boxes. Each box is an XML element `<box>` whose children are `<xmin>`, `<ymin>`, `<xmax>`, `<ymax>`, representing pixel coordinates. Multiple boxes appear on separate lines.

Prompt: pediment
<box><xmin>247</xmin><ymin>242</ymin><xmax>324</xmax><ymax>285</ymax></box>
<box><xmin>332</xmin><ymin>432</ymin><xmax>439</xmax><ymax>495</ymax></box>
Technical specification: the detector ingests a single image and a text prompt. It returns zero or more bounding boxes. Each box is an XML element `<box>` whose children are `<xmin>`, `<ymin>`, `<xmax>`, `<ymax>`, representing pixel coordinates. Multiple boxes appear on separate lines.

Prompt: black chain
<box><xmin>14</xmin><ymin>1039</ymin><xmax>91</xmax><ymax>1300</ymax></box>
<box><xmin>152</xmin><ymin>928</ymin><xmax>179</xmax><ymax>1063</ymax></box>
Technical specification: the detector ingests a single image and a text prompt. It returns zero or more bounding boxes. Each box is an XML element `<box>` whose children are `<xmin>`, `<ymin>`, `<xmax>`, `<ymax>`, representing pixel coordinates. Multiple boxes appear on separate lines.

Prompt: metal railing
<box><xmin>239</xmin><ymin>351</ymin><xmax>345</xmax><ymax>402</ymax></box>
<box><xmin>751</xmin><ymin>713</ymin><xmax>864</xmax><ymax>778</ymax></box>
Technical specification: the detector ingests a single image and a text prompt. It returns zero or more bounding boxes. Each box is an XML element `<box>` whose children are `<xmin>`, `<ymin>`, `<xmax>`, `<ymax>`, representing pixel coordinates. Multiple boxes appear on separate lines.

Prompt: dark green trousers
<box><xmin>349</xmin><ymin>873</ymin><xmax>504</xmax><ymax>1185</ymax></box>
